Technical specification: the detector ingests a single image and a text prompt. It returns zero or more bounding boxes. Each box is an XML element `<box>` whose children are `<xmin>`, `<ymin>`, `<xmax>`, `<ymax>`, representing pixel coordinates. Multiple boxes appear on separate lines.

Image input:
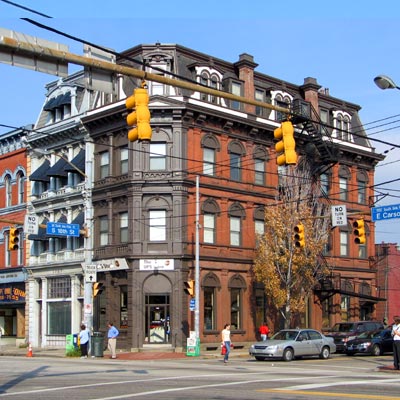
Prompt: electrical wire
<box><xmin>0</xmin><ymin>0</ymin><xmax>52</xmax><ymax>18</ymax></box>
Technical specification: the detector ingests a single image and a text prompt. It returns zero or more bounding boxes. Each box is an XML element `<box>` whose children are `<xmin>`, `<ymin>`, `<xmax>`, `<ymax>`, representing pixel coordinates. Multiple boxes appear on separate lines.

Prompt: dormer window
<box><xmin>43</xmin><ymin>92</ymin><xmax>72</xmax><ymax>124</ymax></box>
<box><xmin>198</xmin><ymin>69</ymin><xmax>221</xmax><ymax>104</ymax></box>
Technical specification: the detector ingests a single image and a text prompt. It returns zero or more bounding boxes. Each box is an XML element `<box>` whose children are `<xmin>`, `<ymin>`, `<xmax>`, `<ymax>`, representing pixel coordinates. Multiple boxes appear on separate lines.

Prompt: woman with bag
<box><xmin>221</xmin><ymin>323</ymin><xmax>231</xmax><ymax>364</ymax></box>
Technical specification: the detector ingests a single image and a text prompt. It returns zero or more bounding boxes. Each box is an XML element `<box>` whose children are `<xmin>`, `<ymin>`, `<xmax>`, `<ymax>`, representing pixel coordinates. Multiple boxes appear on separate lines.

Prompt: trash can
<box><xmin>91</xmin><ymin>332</ymin><xmax>104</xmax><ymax>357</ymax></box>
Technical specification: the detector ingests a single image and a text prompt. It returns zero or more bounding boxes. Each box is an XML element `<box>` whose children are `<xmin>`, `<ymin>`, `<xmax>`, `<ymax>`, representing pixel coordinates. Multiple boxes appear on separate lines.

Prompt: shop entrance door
<box><xmin>145</xmin><ymin>294</ymin><xmax>170</xmax><ymax>344</ymax></box>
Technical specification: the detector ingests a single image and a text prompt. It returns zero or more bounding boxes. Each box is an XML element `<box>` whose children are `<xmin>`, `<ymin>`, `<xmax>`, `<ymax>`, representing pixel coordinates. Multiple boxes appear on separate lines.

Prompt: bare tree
<box><xmin>254</xmin><ymin>158</ymin><xmax>330</xmax><ymax>328</ymax></box>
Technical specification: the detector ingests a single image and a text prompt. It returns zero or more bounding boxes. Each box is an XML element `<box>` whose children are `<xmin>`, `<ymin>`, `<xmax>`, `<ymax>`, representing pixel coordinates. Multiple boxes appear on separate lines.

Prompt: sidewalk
<box><xmin>0</xmin><ymin>344</ymin><xmax>249</xmax><ymax>360</ymax></box>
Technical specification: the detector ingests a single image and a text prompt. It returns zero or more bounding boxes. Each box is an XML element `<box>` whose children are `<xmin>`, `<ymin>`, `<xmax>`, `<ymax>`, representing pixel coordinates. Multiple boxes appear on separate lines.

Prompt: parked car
<box><xmin>345</xmin><ymin>328</ymin><xmax>393</xmax><ymax>356</ymax></box>
<box><xmin>325</xmin><ymin>321</ymin><xmax>384</xmax><ymax>352</ymax></box>
<box><xmin>248</xmin><ymin>328</ymin><xmax>336</xmax><ymax>362</ymax></box>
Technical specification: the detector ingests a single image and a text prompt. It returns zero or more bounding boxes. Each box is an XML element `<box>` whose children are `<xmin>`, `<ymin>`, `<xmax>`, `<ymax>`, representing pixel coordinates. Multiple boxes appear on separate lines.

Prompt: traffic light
<box><xmin>184</xmin><ymin>280</ymin><xmax>195</xmax><ymax>297</ymax></box>
<box><xmin>273</xmin><ymin>120</ymin><xmax>297</xmax><ymax>166</ymax></box>
<box><xmin>125</xmin><ymin>82</ymin><xmax>152</xmax><ymax>142</ymax></box>
<box><xmin>9</xmin><ymin>227</ymin><xmax>20</xmax><ymax>251</ymax></box>
<box><xmin>353</xmin><ymin>219</ymin><xmax>366</xmax><ymax>244</ymax></box>
<box><xmin>294</xmin><ymin>223</ymin><xmax>305</xmax><ymax>248</ymax></box>
<box><xmin>93</xmin><ymin>282</ymin><xmax>104</xmax><ymax>297</ymax></box>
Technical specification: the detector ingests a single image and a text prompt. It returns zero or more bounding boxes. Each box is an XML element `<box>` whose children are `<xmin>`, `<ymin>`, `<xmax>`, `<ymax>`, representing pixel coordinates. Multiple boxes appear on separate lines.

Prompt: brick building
<box><xmin>23</xmin><ymin>43</ymin><xmax>385</xmax><ymax>350</ymax></box>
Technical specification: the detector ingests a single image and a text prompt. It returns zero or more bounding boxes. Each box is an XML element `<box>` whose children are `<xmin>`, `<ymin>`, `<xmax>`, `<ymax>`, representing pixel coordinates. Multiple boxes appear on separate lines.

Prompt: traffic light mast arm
<box><xmin>0</xmin><ymin>36</ymin><xmax>291</xmax><ymax>116</ymax></box>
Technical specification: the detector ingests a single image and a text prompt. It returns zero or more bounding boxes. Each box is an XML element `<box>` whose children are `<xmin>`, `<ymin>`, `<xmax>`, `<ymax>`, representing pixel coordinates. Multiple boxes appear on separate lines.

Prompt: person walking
<box><xmin>221</xmin><ymin>323</ymin><xmax>231</xmax><ymax>364</ymax></box>
<box><xmin>259</xmin><ymin>322</ymin><xmax>270</xmax><ymax>341</ymax></box>
<box><xmin>79</xmin><ymin>324</ymin><xmax>90</xmax><ymax>358</ymax></box>
<box><xmin>392</xmin><ymin>316</ymin><xmax>400</xmax><ymax>370</ymax></box>
<box><xmin>107</xmin><ymin>322</ymin><xmax>119</xmax><ymax>359</ymax></box>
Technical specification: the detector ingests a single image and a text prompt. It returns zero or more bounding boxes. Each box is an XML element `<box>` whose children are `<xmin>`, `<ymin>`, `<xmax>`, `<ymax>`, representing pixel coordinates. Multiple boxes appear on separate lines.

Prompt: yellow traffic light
<box><xmin>273</xmin><ymin>121</ymin><xmax>297</xmax><ymax>166</ymax></box>
<box><xmin>353</xmin><ymin>219</ymin><xmax>366</xmax><ymax>244</ymax></box>
<box><xmin>125</xmin><ymin>82</ymin><xmax>152</xmax><ymax>142</ymax></box>
<box><xmin>93</xmin><ymin>282</ymin><xmax>103</xmax><ymax>297</ymax></box>
<box><xmin>184</xmin><ymin>280</ymin><xmax>195</xmax><ymax>297</ymax></box>
<box><xmin>9</xmin><ymin>227</ymin><xmax>20</xmax><ymax>251</ymax></box>
<box><xmin>294</xmin><ymin>223</ymin><xmax>305</xmax><ymax>248</ymax></box>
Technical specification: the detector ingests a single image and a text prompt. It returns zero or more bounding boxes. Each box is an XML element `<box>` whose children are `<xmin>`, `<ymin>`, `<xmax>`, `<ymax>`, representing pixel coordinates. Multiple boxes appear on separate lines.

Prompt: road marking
<box><xmin>262</xmin><ymin>389</ymin><xmax>400</xmax><ymax>399</ymax></box>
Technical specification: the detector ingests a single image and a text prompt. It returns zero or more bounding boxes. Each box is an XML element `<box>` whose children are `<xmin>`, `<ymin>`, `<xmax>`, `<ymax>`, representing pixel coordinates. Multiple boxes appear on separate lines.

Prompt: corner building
<box><xmin>79</xmin><ymin>44</ymin><xmax>383</xmax><ymax>350</ymax></box>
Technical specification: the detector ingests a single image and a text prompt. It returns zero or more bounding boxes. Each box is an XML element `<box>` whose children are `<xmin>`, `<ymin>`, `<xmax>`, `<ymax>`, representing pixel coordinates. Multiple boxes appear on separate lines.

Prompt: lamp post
<box><xmin>374</xmin><ymin>75</ymin><xmax>400</xmax><ymax>90</ymax></box>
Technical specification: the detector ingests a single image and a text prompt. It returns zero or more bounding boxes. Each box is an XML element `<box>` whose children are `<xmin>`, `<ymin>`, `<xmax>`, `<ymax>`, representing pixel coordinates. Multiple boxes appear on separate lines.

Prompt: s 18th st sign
<box><xmin>371</xmin><ymin>203</ymin><xmax>400</xmax><ymax>221</ymax></box>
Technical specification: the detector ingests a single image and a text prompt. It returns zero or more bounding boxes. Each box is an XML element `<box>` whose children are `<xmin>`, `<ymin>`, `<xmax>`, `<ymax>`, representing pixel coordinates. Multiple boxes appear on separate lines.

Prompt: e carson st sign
<box><xmin>371</xmin><ymin>203</ymin><xmax>400</xmax><ymax>221</ymax></box>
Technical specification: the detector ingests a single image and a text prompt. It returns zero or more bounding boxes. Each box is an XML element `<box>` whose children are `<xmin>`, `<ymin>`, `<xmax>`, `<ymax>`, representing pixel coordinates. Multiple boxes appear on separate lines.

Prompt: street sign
<box><xmin>84</xmin><ymin>265</ymin><xmax>97</xmax><ymax>283</ymax></box>
<box><xmin>190</xmin><ymin>298</ymin><xmax>196</xmax><ymax>311</ymax></box>
<box><xmin>331</xmin><ymin>205</ymin><xmax>347</xmax><ymax>227</ymax></box>
<box><xmin>372</xmin><ymin>203</ymin><xmax>400</xmax><ymax>221</ymax></box>
<box><xmin>24</xmin><ymin>215</ymin><xmax>39</xmax><ymax>235</ymax></box>
<box><xmin>46</xmin><ymin>222</ymin><xmax>80</xmax><ymax>237</ymax></box>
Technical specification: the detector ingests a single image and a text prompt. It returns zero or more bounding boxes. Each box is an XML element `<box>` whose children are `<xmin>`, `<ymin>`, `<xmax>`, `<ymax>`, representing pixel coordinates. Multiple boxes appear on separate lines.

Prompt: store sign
<box><xmin>139</xmin><ymin>259</ymin><xmax>175</xmax><ymax>271</ymax></box>
<box><xmin>0</xmin><ymin>285</ymin><xmax>25</xmax><ymax>302</ymax></box>
<box><xmin>82</xmin><ymin>258</ymin><xmax>129</xmax><ymax>272</ymax></box>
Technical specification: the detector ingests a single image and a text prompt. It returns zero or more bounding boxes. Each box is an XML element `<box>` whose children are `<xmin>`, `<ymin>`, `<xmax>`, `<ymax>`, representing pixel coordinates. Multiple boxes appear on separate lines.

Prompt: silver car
<box><xmin>249</xmin><ymin>328</ymin><xmax>336</xmax><ymax>361</ymax></box>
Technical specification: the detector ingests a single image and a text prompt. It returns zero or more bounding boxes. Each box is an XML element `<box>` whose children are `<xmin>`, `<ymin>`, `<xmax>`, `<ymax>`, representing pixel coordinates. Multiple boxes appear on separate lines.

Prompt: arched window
<box><xmin>253</xmin><ymin>147</ymin><xmax>269</xmax><ymax>185</ymax></box>
<box><xmin>254</xmin><ymin>206</ymin><xmax>265</xmax><ymax>240</ymax></box>
<box><xmin>274</xmin><ymin>93</ymin><xmax>291</xmax><ymax>122</ymax></box>
<box><xmin>229</xmin><ymin>274</ymin><xmax>247</xmax><ymax>330</ymax></box>
<box><xmin>228</xmin><ymin>202</ymin><xmax>246</xmax><ymax>246</ymax></box>
<box><xmin>5</xmin><ymin>174</ymin><xmax>12</xmax><ymax>207</ymax></box>
<box><xmin>202</xmin><ymin>273</ymin><xmax>221</xmax><ymax>331</ymax></box>
<box><xmin>341</xmin><ymin>280</ymin><xmax>353</xmax><ymax>321</ymax></box>
<box><xmin>17</xmin><ymin>172</ymin><xmax>25</xmax><ymax>204</ymax></box>
<box><xmin>228</xmin><ymin>141</ymin><xmax>246</xmax><ymax>182</ymax></box>
<box><xmin>357</xmin><ymin>170</ymin><xmax>368</xmax><ymax>204</ymax></box>
<box><xmin>201</xmin><ymin>134</ymin><xmax>220</xmax><ymax>176</ymax></box>
<box><xmin>202</xmin><ymin>199</ymin><xmax>220</xmax><ymax>244</ymax></box>
<box><xmin>339</xmin><ymin>166</ymin><xmax>351</xmax><ymax>201</ymax></box>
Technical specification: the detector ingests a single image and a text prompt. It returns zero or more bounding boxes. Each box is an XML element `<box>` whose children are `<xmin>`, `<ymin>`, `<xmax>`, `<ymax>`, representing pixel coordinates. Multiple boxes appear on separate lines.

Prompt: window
<box><xmin>5</xmin><ymin>175</ymin><xmax>11</xmax><ymax>207</ymax></box>
<box><xmin>100</xmin><ymin>151</ymin><xmax>110</xmax><ymax>179</ymax></box>
<box><xmin>230</xmin><ymin>153</ymin><xmax>241</xmax><ymax>181</ymax></box>
<box><xmin>48</xmin><ymin>277</ymin><xmax>71</xmax><ymax>298</ymax></box>
<box><xmin>120</xmin><ymin>212</ymin><xmax>129</xmax><ymax>243</ymax></box>
<box><xmin>274</xmin><ymin>94</ymin><xmax>291</xmax><ymax>122</ymax></box>
<box><xmin>204</xmin><ymin>287</ymin><xmax>216</xmax><ymax>330</ymax></box>
<box><xmin>340</xmin><ymin>230</ymin><xmax>349</xmax><ymax>256</ymax></box>
<box><xmin>255</xmin><ymin>220</ymin><xmax>264</xmax><ymax>237</ymax></box>
<box><xmin>203</xmin><ymin>214</ymin><xmax>215</xmax><ymax>244</ymax></box>
<box><xmin>17</xmin><ymin>172</ymin><xmax>25</xmax><ymax>204</ymax></box>
<box><xmin>231</xmin><ymin>81</ymin><xmax>241</xmax><ymax>110</ymax></box>
<box><xmin>320</xmin><ymin>173</ymin><xmax>330</xmax><ymax>196</ymax></box>
<box><xmin>357</xmin><ymin>171</ymin><xmax>368</xmax><ymax>204</ymax></box>
<box><xmin>120</xmin><ymin>285</ymin><xmax>128</xmax><ymax>328</ymax></box>
<box><xmin>230</xmin><ymin>287</ymin><xmax>242</xmax><ymax>330</ymax></box>
<box><xmin>99</xmin><ymin>216</ymin><xmax>109</xmax><ymax>246</ymax></box>
<box><xmin>149</xmin><ymin>210</ymin><xmax>166</xmax><ymax>241</ymax></box>
<box><xmin>149</xmin><ymin>143</ymin><xmax>166</xmax><ymax>170</ymax></box>
<box><xmin>120</xmin><ymin>147</ymin><xmax>129</xmax><ymax>175</ymax></box>
<box><xmin>334</xmin><ymin>112</ymin><xmax>351</xmax><ymax>141</ymax></box>
<box><xmin>230</xmin><ymin>216</ymin><xmax>241</xmax><ymax>246</ymax></box>
<box><xmin>339</xmin><ymin>177</ymin><xmax>348</xmax><ymax>201</ymax></box>
<box><xmin>203</xmin><ymin>148</ymin><xmax>215</xmax><ymax>176</ymax></box>
<box><xmin>254</xmin><ymin>159</ymin><xmax>265</xmax><ymax>185</ymax></box>
<box><xmin>255</xmin><ymin>89</ymin><xmax>265</xmax><ymax>116</ymax></box>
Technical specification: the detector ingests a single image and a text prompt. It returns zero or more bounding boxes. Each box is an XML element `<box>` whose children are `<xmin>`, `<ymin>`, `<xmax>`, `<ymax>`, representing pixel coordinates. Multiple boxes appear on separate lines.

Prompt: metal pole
<box><xmin>195</xmin><ymin>176</ymin><xmax>200</xmax><ymax>339</ymax></box>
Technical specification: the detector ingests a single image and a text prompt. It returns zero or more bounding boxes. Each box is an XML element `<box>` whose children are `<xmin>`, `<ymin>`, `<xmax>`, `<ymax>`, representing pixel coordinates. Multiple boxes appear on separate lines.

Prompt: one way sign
<box><xmin>84</xmin><ymin>265</ymin><xmax>97</xmax><ymax>283</ymax></box>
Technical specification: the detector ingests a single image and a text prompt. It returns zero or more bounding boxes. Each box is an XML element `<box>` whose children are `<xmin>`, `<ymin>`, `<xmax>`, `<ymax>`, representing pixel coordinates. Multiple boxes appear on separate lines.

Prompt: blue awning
<box><xmin>29</xmin><ymin>160</ymin><xmax>50</xmax><ymax>182</ymax></box>
<box><xmin>46</xmin><ymin>158</ymin><xmax>68</xmax><ymax>178</ymax></box>
<box><xmin>64</xmin><ymin>150</ymin><xmax>85</xmax><ymax>173</ymax></box>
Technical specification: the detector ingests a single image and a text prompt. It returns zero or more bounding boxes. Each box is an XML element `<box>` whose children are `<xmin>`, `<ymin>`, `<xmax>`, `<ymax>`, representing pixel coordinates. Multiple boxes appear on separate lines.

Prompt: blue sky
<box><xmin>1</xmin><ymin>0</ymin><xmax>400</xmax><ymax>243</ymax></box>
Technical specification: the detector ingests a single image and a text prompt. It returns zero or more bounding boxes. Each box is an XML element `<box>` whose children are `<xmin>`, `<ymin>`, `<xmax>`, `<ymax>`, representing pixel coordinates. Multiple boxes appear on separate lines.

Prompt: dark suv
<box><xmin>325</xmin><ymin>321</ymin><xmax>384</xmax><ymax>352</ymax></box>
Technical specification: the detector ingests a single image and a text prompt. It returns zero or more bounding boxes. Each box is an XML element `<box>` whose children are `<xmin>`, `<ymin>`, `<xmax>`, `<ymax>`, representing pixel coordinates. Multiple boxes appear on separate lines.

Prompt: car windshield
<box><xmin>271</xmin><ymin>330</ymin><xmax>299</xmax><ymax>341</ymax></box>
<box><xmin>331</xmin><ymin>323</ymin><xmax>354</xmax><ymax>333</ymax></box>
<box><xmin>357</xmin><ymin>331</ymin><xmax>376</xmax><ymax>339</ymax></box>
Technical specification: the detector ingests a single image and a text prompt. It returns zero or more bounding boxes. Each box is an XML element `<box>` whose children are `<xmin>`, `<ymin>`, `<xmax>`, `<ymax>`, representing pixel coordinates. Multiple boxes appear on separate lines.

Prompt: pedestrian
<box><xmin>392</xmin><ymin>316</ymin><xmax>400</xmax><ymax>370</ymax></box>
<box><xmin>258</xmin><ymin>322</ymin><xmax>270</xmax><ymax>341</ymax></box>
<box><xmin>107</xmin><ymin>322</ymin><xmax>119</xmax><ymax>359</ymax></box>
<box><xmin>221</xmin><ymin>323</ymin><xmax>231</xmax><ymax>364</ymax></box>
<box><xmin>79</xmin><ymin>324</ymin><xmax>90</xmax><ymax>358</ymax></box>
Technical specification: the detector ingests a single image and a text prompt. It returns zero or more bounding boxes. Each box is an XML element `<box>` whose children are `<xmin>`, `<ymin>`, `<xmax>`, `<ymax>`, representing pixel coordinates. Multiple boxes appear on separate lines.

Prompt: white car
<box><xmin>249</xmin><ymin>328</ymin><xmax>336</xmax><ymax>361</ymax></box>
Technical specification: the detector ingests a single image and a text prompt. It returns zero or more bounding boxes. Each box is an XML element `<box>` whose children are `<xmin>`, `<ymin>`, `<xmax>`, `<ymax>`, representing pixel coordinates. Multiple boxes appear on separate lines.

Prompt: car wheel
<box><xmin>255</xmin><ymin>356</ymin><xmax>266</xmax><ymax>361</ymax></box>
<box><xmin>319</xmin><ymin>346</ymin><xmax>330</xmax><ymax>359</ymax></box>
<box><xmin>282</xmin><ymin>348</ymin><xmax>294</xmax><ymax>362</ymax></box>
<box><xmin>371</xmin><ymin>344</ymin><xmax>381</xmax><ymax>356</ymax></box>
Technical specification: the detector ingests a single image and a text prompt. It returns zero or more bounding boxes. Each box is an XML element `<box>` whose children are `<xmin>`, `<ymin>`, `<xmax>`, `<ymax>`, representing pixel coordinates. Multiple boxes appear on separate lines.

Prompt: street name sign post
<box><xmin>46</xmin><ymin>222</ymin><xmax>80</xmax><ymax>237</ymax></box>
<box><xmin>372</xmin><ymin>203</ymin><xmax>400</xmax><ymax>221</ymax></box>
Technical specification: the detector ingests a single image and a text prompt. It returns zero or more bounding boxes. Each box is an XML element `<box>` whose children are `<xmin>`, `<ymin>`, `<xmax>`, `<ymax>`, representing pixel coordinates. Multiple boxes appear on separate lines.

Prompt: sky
<box><xmin>0</xmin><ymin>0</ymin><xmax>400</xmax><ymax>244</ymax></box>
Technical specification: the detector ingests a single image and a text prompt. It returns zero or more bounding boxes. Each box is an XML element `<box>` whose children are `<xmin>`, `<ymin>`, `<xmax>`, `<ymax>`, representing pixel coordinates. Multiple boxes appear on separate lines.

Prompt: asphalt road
<box><xmin>0</xmin><ymin>354</ymin><xmax>399</xmax><ymax>399</ymax></box>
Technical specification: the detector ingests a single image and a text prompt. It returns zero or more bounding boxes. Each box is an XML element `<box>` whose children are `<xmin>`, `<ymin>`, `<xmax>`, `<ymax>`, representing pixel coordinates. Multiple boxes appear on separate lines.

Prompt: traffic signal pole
<box><xmin>0</xmin><ymin>35</ymin><xmax>291</xmax><ymax>116</ymax></box>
